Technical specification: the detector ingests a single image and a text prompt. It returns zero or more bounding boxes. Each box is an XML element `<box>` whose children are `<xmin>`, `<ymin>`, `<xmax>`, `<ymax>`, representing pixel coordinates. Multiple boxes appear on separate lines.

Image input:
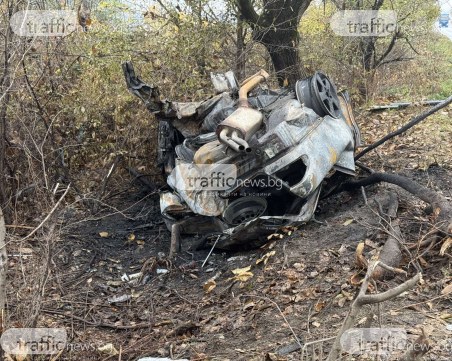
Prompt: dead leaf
<box><xmin>203</xmin><ymin>279</ymin><xmax>216</xmax><ymax>293</ymax></box>
<box><xmin>342</xmin><ymin>219</ymin><xmax>354</xmax><ymax>226</ymax></box>
<box><xmin>256</xmin><ymin>250</ymin><xmax>276</xmax><ymax>265</ymax></box>
<box><xmin>314</xmin><ymin>300</ymin><xmax>326</xmax><ymax>312</ymax></box>
<box><xmin>266</xmin><ymin>352</ymin><xmax>285</xmax><ymax>361</ymax></box>
<box><xmin>230</xmin><ymin>266</ymin><xmax>254</xmax><ymax>282</ymax></box>
<box><xmin>281</xmin><ymin>226</ymin><xmax>296</xmax><ymax>235</ymax></box>
<box><xmin>341</xmin><ymin>290</ymin><xmax>353</xmax><ymax>300</ymax></box>
<box><xmin>99</xmin><ymin>231</ymin><xmax>109</xmax><ymax>238</ymax></box>
<box><xmin>284</xmin><ymin>269</ymin><xmax>299</xmax><ymax>281</ymax></box>
<box><xmin>355</xmin><ymin>242</ymin><xmax>368</xmax><ymax>269</ymax></box>
<box><xmin>106</xmin><ymin>280</ymin><xmax>122</xmax><ymax>287</ymax></box>
<box><xmin>97</xmin><ymin>343</ymin><xmax>119</xmax><ymax>355</ymax></box>
<box><xmin>440</xmin><ymin>237</ymin><xmax>452</xmax><ymax>256</ymax></box>
<box><xmin>18</xmin><ymin>247</ymin><xmax>33</xmax><ymax>254</ymax></box>
<box><xmin>350</xmin><ymin>273</ymin><xmax>362</xmax><ymax>286</ymax></box>
<box><xmin>441</xmin><ymin>283</ymin><xmax>452</xmax><ymax>295</ymax></box>
<box><xmin>260</xmin><ymin>241</ymin><xmax>276</xmax><ymax>250</ymax></box>
<box><xmin>243</xmin><ymin>301</ymin><xmax>255</xmax><ymax>311</ymax></box>
<box><xmin>337</xmin><ymin>296</ymin><xmax>346</xmax><ymax>307</ymax></box>
<box><xmin>233</xmin><ymin>272</ymin><xmax>254</xmax><ymax>282</ymax></box>
<box><xmin>267</xmin><ymin>233</ymin><xmax>283</xmax><ymax>240</ymax></box>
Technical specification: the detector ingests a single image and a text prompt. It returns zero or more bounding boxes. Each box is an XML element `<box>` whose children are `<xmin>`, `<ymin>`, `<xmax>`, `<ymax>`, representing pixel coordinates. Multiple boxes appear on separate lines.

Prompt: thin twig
<box><xmin>41</xmin><ymin>309</ymin><xmax>154</xmax><ymax>330</ymax></box>
<box><xmin>240</xmin><ymin>294</ymin><xmax>303</xmax><ymax>349</ymax></box>
<box><xmin>201</xmin><ymin>235</ymin><xmax>220</xmax><ymax>268</ymax></box>
<box><xmin>16</xmin><ymin>185</ymin><xmax>71</xmax><ymax>243</ymax></box>
<box><xmin>327</xmin><ymin>261</ymin><xmax>421</xmax><ymax>361</ymax></box>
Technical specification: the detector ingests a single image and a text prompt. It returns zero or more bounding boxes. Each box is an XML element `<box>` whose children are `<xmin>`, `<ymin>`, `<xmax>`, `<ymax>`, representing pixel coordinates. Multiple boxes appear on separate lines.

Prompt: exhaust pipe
<box><xmin>238</xmin><ymin>69</ymin><xmax>269</xmax><ymax>108</ymax></box>
<box><xmin>218</xmin><ymin>129</ymin><xmax>243</xmax><ymax>153</ymax></box>
<box><xmin>217</xmin><ymin>69</ymin><xmax>269</xmax><ymax>152</ymax></box>
<box><xmin>231</xmin><ymin>132</ymin><xmax>252</xmax><ymax>153</ymax></box>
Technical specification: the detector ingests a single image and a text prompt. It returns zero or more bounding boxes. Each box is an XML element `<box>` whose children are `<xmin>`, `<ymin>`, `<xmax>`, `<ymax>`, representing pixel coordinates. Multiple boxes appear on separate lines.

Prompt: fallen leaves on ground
<box><xmin>229</xmin><ymin>266</ymin><xmax>254</xmax><ymax>282</ymax></box>
<box><xmin>256</xmin><ymin>251</ymin><xmax>276</xmax><ymax>266</ymax></box>
<box><xmin>439</xmin><ymin>237</ymin><xmax>452</xmax><ymax>256</ymax></box>
<box><xmin>203</xmin><ymin>279</ymin><xmax>217</xmax><ymax>293</ymax></box>
<box><xmin>355</xmin><ymin>242</ymin><xmax>368</xmax><ymax>269</ymax></box>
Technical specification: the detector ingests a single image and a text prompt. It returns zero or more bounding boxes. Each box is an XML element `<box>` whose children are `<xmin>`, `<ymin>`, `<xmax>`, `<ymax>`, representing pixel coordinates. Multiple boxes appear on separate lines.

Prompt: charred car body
<box><xmin>123</xmin><ymin>63</ymin><xmax>361</xmax><ymax>251</ymax></box>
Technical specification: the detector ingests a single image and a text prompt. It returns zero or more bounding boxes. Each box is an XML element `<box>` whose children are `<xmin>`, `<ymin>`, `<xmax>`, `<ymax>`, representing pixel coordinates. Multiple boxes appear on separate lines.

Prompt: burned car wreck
<box><xmin>123</xmin><ymin>63</ymin><xmax>361</xmax><ymax>252</ymax></box>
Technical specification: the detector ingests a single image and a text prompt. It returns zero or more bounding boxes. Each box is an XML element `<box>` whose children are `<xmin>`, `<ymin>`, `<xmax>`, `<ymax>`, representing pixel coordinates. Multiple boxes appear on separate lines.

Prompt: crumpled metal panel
<box><xmin>200</xmin><ymin>93</ymin><xmax>235</xmax><ymax>132</ymax></box>
<box><xmin>164</xmin><ymin>98</ymin><xmax>355</xmax><ymax>219</ymax></box>
<box><xmin>166</xmin><ymin>160</ymin><xmax>228</xmax><ymax>216</ymax></box>
<box><xmin>123</xmin><ymin>63</ymin><xmax>361</xmax><ymax>250</ymax></box>
<box><xmin>215</xmin><ymin>188</ymin><xmax>321</xmax><ymax>249</ymax></box>
<box><xmin>160</xmin><ymin>192</ymin><xmax>188</xmax><ymax>218</ymax></box>
<box><xmin>257</xmin><ymin>100</ymin><xmax>355</xmax><ymax>197</ymax></box>
<box><xmin>170</xmin><ymin>93</ymin><xmax>236</xmax><ymax>137</ymax></box>
<box><xmin>210</xmin><ymin>71</ymin><xmax>238</xmax><ymax>94</ymax></box>
<box><xmin>171</xmin><ymin>102</ymin><xmax>202</xmax><ymax>119</ymax></box>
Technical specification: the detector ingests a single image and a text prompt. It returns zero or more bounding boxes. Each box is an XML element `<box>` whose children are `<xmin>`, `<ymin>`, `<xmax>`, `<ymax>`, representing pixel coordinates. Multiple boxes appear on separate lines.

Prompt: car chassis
<box><xmin>123</xmin><ymin>63</ymin><xmax>361</xmax><ymax>253</ymax></box>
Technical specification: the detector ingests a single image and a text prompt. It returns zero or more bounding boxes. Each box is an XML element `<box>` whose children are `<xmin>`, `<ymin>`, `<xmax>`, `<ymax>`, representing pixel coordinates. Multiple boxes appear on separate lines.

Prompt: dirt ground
<box><xmin>4</xmin><ymin>105</ymin><xmax>452</xmax><ymax>361</ymax></box>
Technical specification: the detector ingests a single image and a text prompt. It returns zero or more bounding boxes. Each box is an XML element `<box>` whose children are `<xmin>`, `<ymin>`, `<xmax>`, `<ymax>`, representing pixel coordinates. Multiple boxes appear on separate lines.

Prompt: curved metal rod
<box><xmin>238</xmin><ymin>69</ymin><xmax>270</xmax><ymax>108</ymax></box>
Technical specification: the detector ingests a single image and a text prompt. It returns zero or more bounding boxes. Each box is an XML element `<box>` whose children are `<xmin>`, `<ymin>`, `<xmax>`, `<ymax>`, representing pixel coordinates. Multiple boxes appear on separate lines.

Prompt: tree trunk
<box><xmin>235</xmin><ymin>15</ymin><xmax>246</xmax><ymax>80</ymax></box>
<box><xmin>236</xmin><ymin>0</ymin><xmax>312</xmax><ymax>87</ymax></box>
<box><xmin>0</xmin><ymin>0</ymin><xmax>14</xmax><ymax>219</ymax></box>
<box><xmin>0</xmin><ymin>207</ymin><xmax>6</xmax><ymax>353</ymax></box>
<box><xmin>264</xmin><ymin>34</ymin><xmax>301</xmax><ymax>86</ymax></box>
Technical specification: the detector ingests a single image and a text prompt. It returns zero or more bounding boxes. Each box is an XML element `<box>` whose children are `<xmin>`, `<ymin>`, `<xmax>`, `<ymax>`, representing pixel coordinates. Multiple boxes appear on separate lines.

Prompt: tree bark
<box><xmin>327</xmin><ymin>263</ymin><xmax>421</xmax><ymax>361</ymax></box>
<box><xmin>338</xmin><ymin>173</ymin><xmax>452</xmax><ymax>236</ymax></box>
<box><xmin>263</xmin><ymin>31</ymin><xmax>301</xmax><ymax>86</ymax></box>
<box><xmin>235</xmin><ymin>15</ymin><xmax>246</xmax><ymax>80</ymax></box>
<box><xmin>236</xmin><ymin>0</ymin><xmax>312</xmax><ymax>86</ymax></box>
<box><xmin>372</xmin><ymin>192</ymin><xmax>403</xmax><ymax>280</ymax></box>
<box><xmin>0</xmin><ymin>0</ymin><xmax>15</xmax><ymax>220</ymax></box>
<box><xmin>0</xmin><ymin>207</ymin><xmax>6</xmax><ymax>350</ymax></box>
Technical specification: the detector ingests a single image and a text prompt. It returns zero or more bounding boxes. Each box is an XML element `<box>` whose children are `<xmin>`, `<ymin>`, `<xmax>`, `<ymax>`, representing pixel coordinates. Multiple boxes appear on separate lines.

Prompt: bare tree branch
<box><xmin>355</xmin><ymin>96</ymin><xmax>452</xmax><ymax>160</ymax></box>
<box><xmin>327</xmin><ymin>261</ymin><xmax>421</xmax><ymax>361</ymax></box>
